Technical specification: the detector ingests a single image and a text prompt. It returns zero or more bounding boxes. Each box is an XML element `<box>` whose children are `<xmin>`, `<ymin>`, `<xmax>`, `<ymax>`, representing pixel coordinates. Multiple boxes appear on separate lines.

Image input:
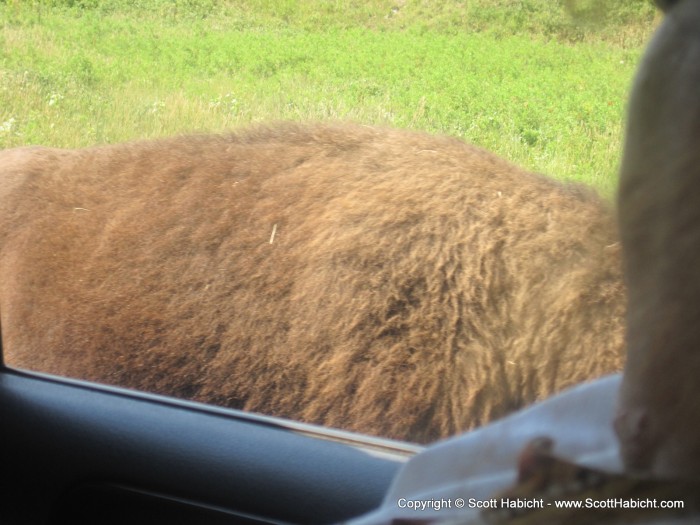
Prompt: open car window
<box><xmin>0</xmin><ymin>1</ymin><xmax>653</xmax><ymax>446</ymax></box>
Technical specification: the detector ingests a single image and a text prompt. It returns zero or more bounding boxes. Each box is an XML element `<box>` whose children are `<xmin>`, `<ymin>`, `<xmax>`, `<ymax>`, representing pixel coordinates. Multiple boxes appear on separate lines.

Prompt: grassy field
<box><xmin>0</xmin><ymin>0</ymin><xmax>660</xmax><ymax>196</ymax></box>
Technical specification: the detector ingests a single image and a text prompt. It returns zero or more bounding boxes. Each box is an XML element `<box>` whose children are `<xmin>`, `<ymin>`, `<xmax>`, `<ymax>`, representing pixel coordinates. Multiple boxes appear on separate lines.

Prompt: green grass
<box><xmin>0</xmin><ymin>0</ymin><xmax>661</xmax><ymax>196</ymax></box>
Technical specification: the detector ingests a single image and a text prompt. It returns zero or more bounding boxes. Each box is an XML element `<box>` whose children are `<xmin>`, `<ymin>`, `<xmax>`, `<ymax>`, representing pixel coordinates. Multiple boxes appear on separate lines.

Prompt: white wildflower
<box><xmin>0</xmin><ymin>117</ymin><xmax>16</xmax><ymax>134</ymax></box>
<box><xmin>48</xmin><ymin>92</ymin><xmax>64</xmax><ymax>107</ymax></box>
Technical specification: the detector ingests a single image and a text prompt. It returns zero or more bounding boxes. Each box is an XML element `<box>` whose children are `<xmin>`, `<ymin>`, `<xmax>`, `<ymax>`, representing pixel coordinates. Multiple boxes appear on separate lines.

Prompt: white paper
<box><xmin>348</xmin><ymin>375</ymin><xmax>626</xmax><ymax>524</ymax></box>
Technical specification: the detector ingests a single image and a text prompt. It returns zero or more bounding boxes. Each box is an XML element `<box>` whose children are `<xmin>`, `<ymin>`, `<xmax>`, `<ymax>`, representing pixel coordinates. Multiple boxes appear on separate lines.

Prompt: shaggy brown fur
<box><xmin>0</xmin><ymin>123</ymin><xmax>624</xmax><ymax>443</ymax></box>
<box><xmin>616</xmin><ymin>0</ymin><xmax>700</xmax><ymax>477</ymax></box>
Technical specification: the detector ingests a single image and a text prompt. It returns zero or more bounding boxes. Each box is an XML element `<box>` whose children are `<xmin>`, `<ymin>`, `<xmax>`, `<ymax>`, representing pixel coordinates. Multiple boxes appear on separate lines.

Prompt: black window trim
<box><xmin>0</xmin><ymin>324</ymin><xmax>417</xmax><ymax>524</ymax></box>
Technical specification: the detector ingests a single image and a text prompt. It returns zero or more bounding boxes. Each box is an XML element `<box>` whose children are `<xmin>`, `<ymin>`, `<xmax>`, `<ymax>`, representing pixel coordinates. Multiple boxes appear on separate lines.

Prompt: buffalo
<box><xmin>0</xmin><ymin>123</ymin><xmax>624</xmax><ymax>443</ymax></box>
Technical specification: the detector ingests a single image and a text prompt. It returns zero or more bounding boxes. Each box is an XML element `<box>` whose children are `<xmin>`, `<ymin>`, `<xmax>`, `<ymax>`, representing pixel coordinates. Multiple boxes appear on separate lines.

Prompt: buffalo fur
<box><xmin>0</xmin><ymin>123</ymin><xmax>624</xmax><ymax>443</ymax></box>
<box><xmin>616</xmin><ymin>0</ymin><xmax>700</xmax><ymax>477</ymax></box>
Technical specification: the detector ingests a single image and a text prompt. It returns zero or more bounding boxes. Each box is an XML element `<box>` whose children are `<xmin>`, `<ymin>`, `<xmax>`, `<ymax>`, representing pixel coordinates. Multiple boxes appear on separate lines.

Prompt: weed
<box><xmin>0</xmin><ymin>0</ymin><xmax>660</xmax><ymax>196</ymax></box>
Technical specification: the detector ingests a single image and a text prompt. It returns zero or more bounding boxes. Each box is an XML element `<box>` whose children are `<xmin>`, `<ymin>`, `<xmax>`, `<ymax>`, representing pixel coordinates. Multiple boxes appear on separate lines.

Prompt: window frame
<box><xmin>0</xmin><ymin>331</ymin><xmax>419</xmax><ymax>525</ymax></box>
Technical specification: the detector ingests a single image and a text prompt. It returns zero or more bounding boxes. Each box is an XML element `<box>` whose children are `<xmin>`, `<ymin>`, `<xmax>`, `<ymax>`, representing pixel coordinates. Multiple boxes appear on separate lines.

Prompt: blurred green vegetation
<box><xmin>0</xmin><ymin>0</ymin><xmax>662</xmax><ymax>195</ymax></box>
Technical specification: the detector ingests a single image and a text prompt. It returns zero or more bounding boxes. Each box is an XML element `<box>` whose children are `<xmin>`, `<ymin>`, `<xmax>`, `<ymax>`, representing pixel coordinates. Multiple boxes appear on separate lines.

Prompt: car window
<box><xmin>0</xmin><ymin>1</ymin><xmax>658</xmax><ymax>445</ymax></box>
